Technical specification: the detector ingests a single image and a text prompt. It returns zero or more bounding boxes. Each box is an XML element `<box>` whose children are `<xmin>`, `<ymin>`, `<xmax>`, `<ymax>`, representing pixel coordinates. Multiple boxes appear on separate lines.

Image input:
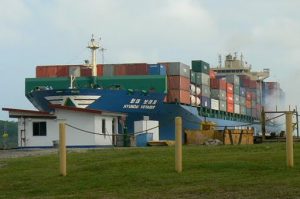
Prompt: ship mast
<box><xmin>87</xmin><ymin>35</ymin><xmax>100</xmax><ymax>76</ymax></box>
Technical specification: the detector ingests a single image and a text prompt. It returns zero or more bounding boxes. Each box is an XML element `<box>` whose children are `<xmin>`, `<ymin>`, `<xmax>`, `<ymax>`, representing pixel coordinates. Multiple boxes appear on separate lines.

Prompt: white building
<box><xmin>3</xmin><ymin>106</ymin><xmax>126</xmax><ymax>148</ymax></box>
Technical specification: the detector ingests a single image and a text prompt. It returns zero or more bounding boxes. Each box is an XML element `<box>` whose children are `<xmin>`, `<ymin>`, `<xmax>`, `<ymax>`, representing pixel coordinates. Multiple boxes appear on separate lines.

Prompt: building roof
<box><xmin>50</xmin><ymin>105</ymin><xmax>127</xmax><ymax>117</ymax></box>
<box><xmin>2</xmin><ymin>108</ymin><xmax>56</xmax><ymax>119</ymax></box>
<box><xmin>2</xmin><ymin>105</ymin><xmax>127</xmax><ymax>119</ymax></box>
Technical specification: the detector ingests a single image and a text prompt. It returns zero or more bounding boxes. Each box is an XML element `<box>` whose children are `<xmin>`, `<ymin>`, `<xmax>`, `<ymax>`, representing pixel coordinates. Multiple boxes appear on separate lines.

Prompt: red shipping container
<box><xmin>167</xmin><ymin>90</ymin><xmax>190</xmax><ymax>104</ymax></box>
<box><xmin>168</xmin><ymin>76</ymin><xmax>190</xmax><ymax>91</ymax></box>
<box><xmin>227</xmin><ymin>93</ymin><xmax>234</xmax><ymax>103</ymax></box>
<box><xmin>246</xmin><ymin>100</ymin><xmax>251</xmax><ymax>108</ymax></box>
<box><xmin>227</xmin><ymin>103</ymin><xmax>234</xmax><ymax>113</ymax></box>
<box><xmin>246</xmin><ymin>92</ymin><xmax>252</xmax><ymax>100</ymax></box>
<box><xmin>251</xmin><ymin>92</ymin><xmax>256</xmax><ymax>100</ymax></box>
<box><xmin>36</xmin><ymin>66</ymin><xmax>58</xmax><ymax>77</ymax></box>
<box><xmin>209</xmin><ymin>70</ymin><xmax>216</xmax><ymax>79</ymax></box>
<box><xmin>210</xmin><ymin>79</ymin><xmax>227</xmax><ymax>90</ymax></box>
<box><xmin>56</xmin><ymin>66</ymin><xmax>69</xmax><ymax>77</ymax></box>
<box><xmin>97</xmin><ymin>64</ymin><xmax>103</xmax><ymax>76</ymax></box>
<box><xmin>249</xmin><ymin>80</ymin><xmax>257</xmax><ymax>89</ymax></box>
<box><xmin>240</xmin><ymin>75</ymin><xmax>250</xmax><ymax>87</ymax></box>
<box><xmin>80</xmin><ymin>68</ymin><xmax>92</xmax><ymax>76</ymax></box>
<box><xmin>226</xmin><ymin>83</ymin><xmax>233</xmax><ymax>93</ymax></box>
<box><xmin>114</xmin><ymin>63</ymin><xmax>148</xmax><ymax>76</ymax></box>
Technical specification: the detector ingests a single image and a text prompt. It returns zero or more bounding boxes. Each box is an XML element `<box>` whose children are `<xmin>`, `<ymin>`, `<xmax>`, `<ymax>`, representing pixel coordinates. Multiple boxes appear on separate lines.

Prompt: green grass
<box><xmin>1</xmin><ymin>143</ymin><xmax>300</xmax><ymax>198</ymax></box>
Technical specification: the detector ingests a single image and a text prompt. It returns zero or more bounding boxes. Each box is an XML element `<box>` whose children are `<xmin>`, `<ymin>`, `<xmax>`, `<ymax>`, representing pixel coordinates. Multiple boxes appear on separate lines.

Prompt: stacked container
<box><xmin>162</xmin><ymin>62</ymin><xmax>191</xmax><ymax>104</ymax></box>
<box><xmin>226</xmin><ymin>75</ymin><xmax>240</xmax><ymax>114</ymax></box>
<box><xmin>192</xmin><ymin>60</ymin><xmax>211</xmax><ymax>108</ymax></box>
<box><xmin>210</xmin><ymin>77</ymin><xmax>226</xmax><ymax>111</ymax></box>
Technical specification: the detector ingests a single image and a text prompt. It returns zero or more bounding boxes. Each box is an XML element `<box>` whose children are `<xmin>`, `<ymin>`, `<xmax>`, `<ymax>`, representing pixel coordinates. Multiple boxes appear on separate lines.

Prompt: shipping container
<box><xmin>210</xmin><ymin>78</ymin><xmax>227</xmax><ymax>90</ymax></box>
<box><xmin>210</xmin><ymin>89</ymin><xmax>226</xmax><ymax>100</ymax></box>
<box><xmin>226</xmin><ymin>75</ymin><xmax>240</xmax><ymax>85</ymax></box>
<box><xmin>161</xmin><ymin>62</ymin><xmax>190</xmax><ymax>78</ymax></box>
<box><xmin>195</xmin><ymin>72</ymin><xmax>210</xmax><ymax>86</ymax></box>
<box><xmin>227</xmin><ymin>93</ymin><xmax>234</xmax><ymax>104</ymax></box>
<box><xmin>249</xmin><ymin>80</ymin><xmax>257</xmax><ymax>89</ymax></box>
<box><xmin>69</xmin><ymin>66</ymin><xmax>81</xmax><ymax>77</ymax></box>
<box><xmin>114</xmin><ymin>63</ymin><xmax>148</xmax><ymax>76</ymax></box>
<box><xmin>191</xmin><ymin>60</ymin><xmax>210</xmax><ymax>74</ymax></box>
<box><xmin>200</xmin><ymin>96</ymin><xmax>211</xmax><ymax>108</ymax></box>
<box><xmin>227</xmin><ymin>103</ymin><xmax>234</xmax><ymax>113</ymax></box>
<box><xmin>234</xmin><ymin>104</ymin><xmax>240</xmax><ymax>114</ymax></box>
<box><xmin>240</xmin><ymin>87</ymin><xmax>246</xmax><ymax>97</ymax></box>
<box><xmin>226</xmin><ymin>83</ymin><xmax>234</xmax><ymax>94</ymax></box>
<box><xmin>240</xmin><ymin>106</ymin><xmax>246</xmax><ymax>115</ymax></box>
<box><xmin>246</xmin><ymin>92</ymin><xmax>252</xmax><ymax>100</ymax></box>
<box><xmin>251</xmin><ymin>108</ymin><xmax>257</xmax><ymax>118</ymax></box>
<box><xmin>148</xmin><ymin>64</ymin><xmax>166</xmax><ymax>75</ymax></box>
<box><xmin>97</xmin><ymin>64</ymin><xmax>103</xmax><ymax>76</ymax></box>
<box><xmin>251</xmin><ymin>92</ymin><xmax>257</xmax><ymax>100</ymax></box>
<box><xmin>198</xmin><ymin>84</ymin><xmax>210</xmax><ymax>97</ymax></box>
<box><xmin>190</xmin><ymin>71</ymin><xmax>196</xmax><ymax>83</ymax></box>
<box><xmin>209</xmin><ymin>70</ymin><xmax>216</xmax><ymax>79</ymax></box>
<box><xmin>190</xmin><ymin>84</ymin><xmax>201</xmax><ymax>96</ymax></box>
<box><xmin>239</xmin><ymin>75</ymin><xmax>250</xmax><ymax>87</ymax></box>
<box><xmin>246</xmin><ymin>108</ymin><xmax>252</xmax><ymax>116</ymax></box>
<box><xmin>167</xmin><ymin>90</ymin><xmax>190</xmax><ymax>104</ymax></box>
<box><xmin>234</xmin><ymin>94</ymin><xmax>240</xmax><ymax>104</ymax></box>
<box><xmin>190</xmin><ymin>95</ymin><xmax>200</xmax><ymax>106</ymax></box>
<box><xmin>103</xmin><ymin>64</ymin><xmax>114</xmax><ymax>76</ymax></box>
<box><xmin>80</xmin><ymin>67</ymin><xmax>92</xmax><ymax>77</ymax></box>
<box><xmin>251</xmin><ymin>100</ymin><xmax>256</xmax><ymax>108</ymax></box>
<box><xmin>211</xmin><ymin>99</ymin><xmax>219</xmax><ymax>110</ymax></box>
<box><xmin>234</xmin><ymin>85</ymin><xmax>240</xmax><ymax>95</ymax></box>
<box><xmin>167</xmin><ymin>76</ymin><xmax>190</xmax><ymax>91</ymax></box>
<box><xmin>219</xmin><ymin>100</ymin><xmax>227</xmax><ymax>111</ymax></box>
<box><xmin>240</xmin><ymin>96</ymin><xmax>246</xmax><ymax>105</ymax></box>
<box><xmin>246</xmin><ymin>100</ymin><xmax>251</xmax><ymax>109</ymax></box>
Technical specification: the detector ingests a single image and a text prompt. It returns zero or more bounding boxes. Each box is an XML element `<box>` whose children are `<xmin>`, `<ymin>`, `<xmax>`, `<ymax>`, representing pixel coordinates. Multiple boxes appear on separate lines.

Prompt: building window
<box><xmin>33</xmin><ymin>122</ymin><xmax>47</xmax><ymax>136</ymax></box>
<box><xmin>102</xmin><ymin>119</ymin><xmax>106</xmax><ymax>134</ymax></box>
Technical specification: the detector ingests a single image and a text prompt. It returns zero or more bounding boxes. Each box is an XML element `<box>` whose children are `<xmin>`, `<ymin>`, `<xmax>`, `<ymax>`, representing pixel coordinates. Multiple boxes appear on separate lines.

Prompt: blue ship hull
<box><xmin>26</xmin><ymin>89</ymin><xmax>279</xmax><ymax>140</ymax></box>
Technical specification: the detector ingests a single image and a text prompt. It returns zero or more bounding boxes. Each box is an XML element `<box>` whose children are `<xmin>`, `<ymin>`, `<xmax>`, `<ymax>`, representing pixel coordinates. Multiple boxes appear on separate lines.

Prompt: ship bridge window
<box><xmin>33</xmin><ymin>122</ymin><xmax>47</xmax><ymax>136</ymax></box>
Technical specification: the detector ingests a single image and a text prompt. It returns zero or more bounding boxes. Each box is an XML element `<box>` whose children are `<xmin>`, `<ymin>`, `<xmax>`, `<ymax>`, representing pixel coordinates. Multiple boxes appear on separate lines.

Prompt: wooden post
<box><xmin>175</xmin><ymin>117</ymin><xmax>182</xmax><ymax>173</ymax></box>
<box><xmin>59</xmin><ymin>123</ymin><xmax>67</xmax><ymax>176</ymax></box>
<box><xmin>261</xmin><ymin>106</ymin><xmax>266</xmax><ymax>141</ymax></box>
<box><xmin>286</xmin><ymin>112</ymin><xmax>294</xmax><ymax>168</ymax></box>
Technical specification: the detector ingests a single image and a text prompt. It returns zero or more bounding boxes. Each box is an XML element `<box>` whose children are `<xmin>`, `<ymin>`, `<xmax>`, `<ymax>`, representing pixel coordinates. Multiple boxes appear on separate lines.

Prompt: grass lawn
<box><xmin>1</xmin><ymin>143</ymin><xmax>300</xmax><ymax>199</ymax></box>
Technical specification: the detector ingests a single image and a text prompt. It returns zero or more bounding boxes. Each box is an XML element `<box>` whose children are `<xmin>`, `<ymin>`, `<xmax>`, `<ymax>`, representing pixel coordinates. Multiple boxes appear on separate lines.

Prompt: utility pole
<box><xmin>296</xmin><ymin>106</ymin><xmax>299</xmax><ymax>138</ymax></box>
<box><xmin>261</xmin><ymin>106</ymin><xmax>266</xmax><ymax>141</ymax></box>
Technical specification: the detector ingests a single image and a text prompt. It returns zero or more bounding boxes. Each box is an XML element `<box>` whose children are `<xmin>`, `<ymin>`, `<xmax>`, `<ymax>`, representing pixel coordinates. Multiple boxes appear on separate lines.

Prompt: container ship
<box><xmin>25</xmin><ymin>37</ymin><xmax>285</xmax><ymax>140</ymax></box>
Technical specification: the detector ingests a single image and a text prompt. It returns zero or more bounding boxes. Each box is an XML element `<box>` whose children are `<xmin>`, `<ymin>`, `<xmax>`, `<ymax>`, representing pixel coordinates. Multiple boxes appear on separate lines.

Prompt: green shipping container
<box><xmin>190</xmin><ymin>71</ymin><xmax>196</xmax><ymax>83</ymax></box>
<box><xmin>191</xmin><ymin>60</ymin><xmax>210</xmax><ymax>74</ymax></box>
<box><xmin>234</xmin><ymin>85</ymin><xmax>240</xmax><ymax>95</ymax></box>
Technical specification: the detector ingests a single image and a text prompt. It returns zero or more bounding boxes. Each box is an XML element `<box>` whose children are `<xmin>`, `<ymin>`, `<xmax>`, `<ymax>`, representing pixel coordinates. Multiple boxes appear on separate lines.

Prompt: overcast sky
<box><xmin>1</xmin><ymin>0</ymin><xmax>300</xmax><ymax>120</ymax></box>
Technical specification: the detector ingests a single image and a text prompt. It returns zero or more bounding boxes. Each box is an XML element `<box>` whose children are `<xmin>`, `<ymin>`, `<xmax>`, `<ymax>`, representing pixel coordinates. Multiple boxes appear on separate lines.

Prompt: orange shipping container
<box><xmin>97</xmin><ymin>64</ymin><xmax>103</xmax><ymax>76</ymax></box>
<box><xmin>114</xmin><ymin>63</ymin><xmax>148</xmax><ymax>76</ymax></box>
<box><xmin>167</xmin><ymin>76</ymin><xmax>190</xmax><ymax>91</ymax></box>
<box><xmin>80</xmin><ymin>67</ymin><xmax>92</xmax><ymax>76</ymax></box>
<box><xmin>167</xmin><ymin>90</ymin><xmax>190</xmax><ymax>104</ymax></box>
<box><xmin>227</xmin><ymin>103</ymin><xmax>234</xmax><ymax>113</ymax></box>
<box><xmin>56</xmin><ymin>66</ymin><xmax>69</xmax><ymax>77</ymax></box>
<box><xmin>226</xmin><ymin>83</ymin><xmax>234</xmax><ymax>93</ymax></box>
<box><xmin>246</xmin><ymin>100</ymin><xmax>251</xmax><ymax>108</ymax></box>
<box><xmin>209</xmin><ymin>70</ymin><xmax>216</xmax><ymax>79</ymax></box>
<box><xmin>227</xmin><ymin>93</ymin><xmax>234</xmax><ymax>103</ymax></box>
<box><xmin>36</xmin><ymin>66</ymin><xmax>58</xmax><ymax>78</ymax></box>
<box><xmin>246</xmin><ymin>92</ymin><xmax>252</xmax><ymax>100</ymax></box>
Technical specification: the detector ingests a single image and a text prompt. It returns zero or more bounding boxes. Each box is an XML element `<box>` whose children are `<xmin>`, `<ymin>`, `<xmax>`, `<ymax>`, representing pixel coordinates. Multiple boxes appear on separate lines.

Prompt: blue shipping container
<box><xmin>148</xmin><ymin>64</ymin><xmax>166</xmax><ymax>75</ymax></box>
<box><xmin>200</xmin><ymin>96</ymin><xmax>211</xmax><ymax>108</ymax></box>
<box><xmin>136</xmin><ymin>133</ymin><xmax>153</xmax><ymax>147</ymax></box>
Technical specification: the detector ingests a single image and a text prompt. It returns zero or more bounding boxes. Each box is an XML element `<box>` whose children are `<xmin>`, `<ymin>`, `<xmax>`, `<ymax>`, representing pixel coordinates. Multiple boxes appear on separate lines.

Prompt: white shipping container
<box><xmin>211</xmin><ymin>99</ymin><xmax>219</xmax><ymax>110</ymax></box>
<box><xmin>190</xmin><ymin>84</ymin><xmax>196</xmax><ymax>94</ymax></box>
<box><xmin>234</xmin><ymin>104</ymin><xmax>240</xmax><ymax>114</ymax></box>
<box><xmin>190</xmin><ymin>95</ymin><xmax>200</xmax><ymax>106</ymax></box>
<box><xmin>196</xmin><ymin>86</ymin><xmax>201</xmax><ymax>95</ymax></box>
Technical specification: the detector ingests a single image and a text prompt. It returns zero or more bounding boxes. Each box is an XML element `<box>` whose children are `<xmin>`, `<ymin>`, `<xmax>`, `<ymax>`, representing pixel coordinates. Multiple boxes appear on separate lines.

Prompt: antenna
<box><xmin>86</xmin><ymin>34</ymin><xmax>100</xmax><ymax>76</ymax></box>
<box><xmin>99</xmin><ymin>47</ymin><xmax>107</xmax><ymax>64</ymax></box>
<box><xmin>218</xmin><ymin>54</ymin><xmax>222</xmax><ymax>68</ymax></box>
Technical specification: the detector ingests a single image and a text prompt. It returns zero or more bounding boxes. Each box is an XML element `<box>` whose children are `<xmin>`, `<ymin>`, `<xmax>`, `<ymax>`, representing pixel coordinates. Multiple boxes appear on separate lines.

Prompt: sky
<box><xmin>1</xmin><ymin>0</ymin><xmax>300</xmax><ymax>120</ymax></box>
